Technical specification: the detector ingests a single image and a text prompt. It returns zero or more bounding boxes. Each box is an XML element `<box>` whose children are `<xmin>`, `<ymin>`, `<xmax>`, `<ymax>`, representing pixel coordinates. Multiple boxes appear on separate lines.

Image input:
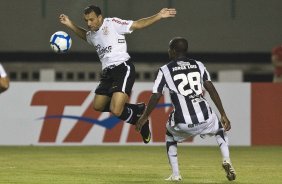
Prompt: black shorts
<box><xmin>95</xmin><ymin>60</ymin><xmax>135</xmax><ymax>96</ymax></box>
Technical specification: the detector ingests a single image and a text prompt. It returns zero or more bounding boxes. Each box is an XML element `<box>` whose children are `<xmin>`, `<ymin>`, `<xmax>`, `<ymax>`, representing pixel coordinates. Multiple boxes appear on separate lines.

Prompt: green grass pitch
<box><xmin>0</xmin><ymin>146</ymin><xmax>281</xmax><ymax>184</ymax></box>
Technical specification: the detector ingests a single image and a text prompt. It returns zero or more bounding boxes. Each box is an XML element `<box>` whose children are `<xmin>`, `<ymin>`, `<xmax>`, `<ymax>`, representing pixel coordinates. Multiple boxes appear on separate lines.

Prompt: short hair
<box><xmin>84</xmin><ymin>5</ymin><xmax>102</xmax><ymax>16</ymax></box>
<box><xmin>169</xmin><ymin>37</ymin><xmax>188</xmax><ymax>54</ymax></box>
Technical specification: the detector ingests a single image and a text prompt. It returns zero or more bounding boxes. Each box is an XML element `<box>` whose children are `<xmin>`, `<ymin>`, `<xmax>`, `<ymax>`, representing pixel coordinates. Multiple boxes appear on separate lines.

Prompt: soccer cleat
<box><xmin>222</xmin><ymin>160</ymin><xmax>236</xmax><ymax>181</ymax></box>
<box><xmin>165</xmin><ymin>174</ymin><xmax>182</xmax><ymax>181</ymax></box>
<box><xmin>141</xmin><ymin>121</ymin><xmax>151</xmax><ymax>144</ymax></box>
<box><xmin>137</xmin><ymin>103</ymin><xmax>151</xmax><ymax>144</ymax></box>
<box><xmin>126</xmin><ymin>102</ymin><xmax>151</xmax><ymax>143</ymax></box>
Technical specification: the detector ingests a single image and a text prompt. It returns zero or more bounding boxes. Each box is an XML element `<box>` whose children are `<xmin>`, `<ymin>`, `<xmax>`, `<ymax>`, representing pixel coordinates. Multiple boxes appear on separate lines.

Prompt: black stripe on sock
<box><xmin>166</xmin><ymin>141</ymin><xmax>177</xmax><ymax>153</ymax></box>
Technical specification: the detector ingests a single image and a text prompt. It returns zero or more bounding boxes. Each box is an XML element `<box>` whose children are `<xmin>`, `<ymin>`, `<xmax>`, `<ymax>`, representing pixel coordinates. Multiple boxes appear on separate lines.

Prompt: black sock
<box><xmin>117</xmin><ymin>103</ymin><xmax>139</xmax><ymax>124</ymax></box>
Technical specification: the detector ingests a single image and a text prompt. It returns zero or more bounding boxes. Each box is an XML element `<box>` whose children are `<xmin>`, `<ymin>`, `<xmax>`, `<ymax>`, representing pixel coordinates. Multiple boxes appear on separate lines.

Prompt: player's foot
<box><xmin>140</xmin><ymin>120</ymin><xmax>151</xmax><ymax>144</ymax></box>
<box><xmin>165</xmin><ymin>174</ymin><xmax>182</xmax><ymax>181</ymax></box>
<box><xmin>129</xmin><ymin>102</ymin><xmax>146</xmax><ymax>125</ymax></box>
<box><xmin>222</xmin><ymin>160</ymin><xmax>236</xmax><ymax>181</ymax></box>
<box><xmin>136</xmin><ymin>103</ymin><xmax>151</xmax><ymax>144</ymax></box>
<box><xmin>127</xmin><ymin>103</ymin><xmax>145</xmax><ymax>125</ymax></box>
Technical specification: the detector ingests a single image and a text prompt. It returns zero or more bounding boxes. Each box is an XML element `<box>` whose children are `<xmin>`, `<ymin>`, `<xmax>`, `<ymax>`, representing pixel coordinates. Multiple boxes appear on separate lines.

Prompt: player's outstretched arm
<box><xmin>204</xmin><ymin>80</ymin><xmax>231</xmax><ymax>131</ymax></box>
<box><xmin>135</xmin><ymin>92</ymin><xmax>162</xmax><ymax>132</ymax></box>
<box><xmin>130</xmin><ymin>8</ymin><xmax>176</xmax><ymax>31</ymax></box>
<box><xmin>59</xmin><ymin>14</ymin><xmax>87</xmax><ymax>41</ymax></box>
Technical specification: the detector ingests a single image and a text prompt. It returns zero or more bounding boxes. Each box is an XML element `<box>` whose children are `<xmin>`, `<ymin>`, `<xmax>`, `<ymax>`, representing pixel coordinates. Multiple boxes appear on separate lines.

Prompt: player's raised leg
<box><xmin>93</xmin><ymin>94</ymin><xmax>111</xmax><ymax>112</ymax></box>
<box><xmin>165</xmin><ymin>132</ymin><xmax>182</xmax><ymax>181</ymax></box>
<box><xmin>93</xmin><ymin>91</ymin><xmax>151</xmax><ymax>144</ymax></box>
<box><xmin>93</xmin><ymin>92</ymin><xmax>141</xmax><ymax>123</ymax></box>
<box><xmin>215</xmin><ymin>126</ymin><xmax>236</xmax><ymax>181</ymax></box>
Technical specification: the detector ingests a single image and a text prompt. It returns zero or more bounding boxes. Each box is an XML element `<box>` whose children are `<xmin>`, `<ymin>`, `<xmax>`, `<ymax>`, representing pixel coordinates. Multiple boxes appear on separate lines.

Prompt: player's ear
<box><xmin>171</xmin><ymin>49</ymin><xmax>177</xmax><ymax>57</ymax></box>
<box><xmin>98</xmin><ymin>15</ymin><xmax>103</xmax><ymax>21</ymax></box>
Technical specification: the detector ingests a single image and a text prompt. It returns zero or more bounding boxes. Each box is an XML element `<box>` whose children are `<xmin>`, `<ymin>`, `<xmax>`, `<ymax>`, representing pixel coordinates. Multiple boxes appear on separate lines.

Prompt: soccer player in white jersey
<box><xmin>136</xmin><ymin>37</ymin><xmax>236</xmax><ymax>181</ymax></box>
<box><xmin>59</xmin><ymin>5</ymin><xmax>176</xmax><ymax>143</ymax></box>
<box><xmin>0</xmin><ymin>63</ymin><xmax>9</xmax><ymax>94</ymax></box>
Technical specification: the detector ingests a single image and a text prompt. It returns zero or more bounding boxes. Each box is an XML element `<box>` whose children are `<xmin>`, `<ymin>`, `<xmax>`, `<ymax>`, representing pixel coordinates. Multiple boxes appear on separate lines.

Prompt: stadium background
<box><xmin>1</xmin><ymin>1</ymin><xmax>282</xmax><ymax>183</ymax></box>
<box><xmin>1</xmin><ymin>0</ymin><xmax>282</xmax><ymax>82</ymax></box>
<box><xmin>0</xmin><ymin>0</ymin><xmax>281</xmax><ymax>146</ymax></box>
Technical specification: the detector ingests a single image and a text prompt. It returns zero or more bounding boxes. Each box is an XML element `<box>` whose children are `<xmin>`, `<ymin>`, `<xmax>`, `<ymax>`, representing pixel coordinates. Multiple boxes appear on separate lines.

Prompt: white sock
<box><xmin>166</xmin><ymin>137</ymin><xmax>180</xmax><ymax>176</ymax></box>
<box><xmin>215</xmin><ymin>128</ymin><xmax>230</xmax><ymax>162</ymax></box>
<box><xmin>0</xmin><ymin>64</ymin><xmax>7</xmax><ymax>77</ymax></box>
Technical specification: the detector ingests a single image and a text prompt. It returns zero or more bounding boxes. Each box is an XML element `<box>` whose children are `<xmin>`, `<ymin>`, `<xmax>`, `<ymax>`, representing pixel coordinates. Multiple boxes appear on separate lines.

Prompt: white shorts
<box><xmin>166</xmin><ymin>112</ymin><xmax>221</xmax><ymax>142</ymax></box>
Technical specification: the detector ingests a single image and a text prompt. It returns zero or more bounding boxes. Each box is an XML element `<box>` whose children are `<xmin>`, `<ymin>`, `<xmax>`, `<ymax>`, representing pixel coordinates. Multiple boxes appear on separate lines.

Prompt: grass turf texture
<box><xmin>0</xmin><ymin>146</ymin><xmax>281</xmax><ymax>184</ymax></box>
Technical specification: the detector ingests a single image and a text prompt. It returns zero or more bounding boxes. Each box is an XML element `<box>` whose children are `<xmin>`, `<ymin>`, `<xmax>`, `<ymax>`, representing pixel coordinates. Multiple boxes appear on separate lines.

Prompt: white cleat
<box><xmin>222</xmin><ymin>160</ymin><xmax>236</xmax><ymax>181</ymax></box>
<box><xmin>165</xmin><ymin>174</ymin><xmax>182</xmax><ymax>182</ymax></box>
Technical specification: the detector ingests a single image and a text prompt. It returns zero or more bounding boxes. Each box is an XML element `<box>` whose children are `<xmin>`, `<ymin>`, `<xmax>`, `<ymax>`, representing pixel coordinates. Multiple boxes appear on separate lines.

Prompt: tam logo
<box><xmin>31</xmin><ymin>90</ymin><xmax>193</xmax><ymax>144</ymax></box>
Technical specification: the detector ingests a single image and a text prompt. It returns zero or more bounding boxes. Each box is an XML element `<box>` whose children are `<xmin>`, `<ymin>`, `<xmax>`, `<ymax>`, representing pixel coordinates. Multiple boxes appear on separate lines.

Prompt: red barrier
<box><xmin>251</xmin><ymin>83</ymin><xmax>282</xmax><ymax>145</ymax></box>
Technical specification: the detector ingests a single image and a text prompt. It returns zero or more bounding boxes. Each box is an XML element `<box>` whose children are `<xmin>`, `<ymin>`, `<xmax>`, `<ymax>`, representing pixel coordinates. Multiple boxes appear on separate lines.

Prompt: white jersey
<box><xmin>86</xmin><ymin>17</ymin><xmax>133</xmax><ymax>70</ymax></box>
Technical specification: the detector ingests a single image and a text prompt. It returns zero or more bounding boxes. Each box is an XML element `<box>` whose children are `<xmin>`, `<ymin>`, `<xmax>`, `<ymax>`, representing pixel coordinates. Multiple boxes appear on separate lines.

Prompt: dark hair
<box><xmin>84</xmin><ymin>5</ymin><xmax>102</xmax><ymax>16</ymax></box>
<box><xmin>169</xmin><ymin>37</ymin><xmax>188</xmax><ymax>54</ymax></box>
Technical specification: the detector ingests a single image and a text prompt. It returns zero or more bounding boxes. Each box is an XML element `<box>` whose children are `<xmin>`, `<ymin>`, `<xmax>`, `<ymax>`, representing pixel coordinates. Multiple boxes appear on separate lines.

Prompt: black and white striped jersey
<box><xmin>153</xmin><ymin>57</ymin><xmax>212</xmax><ymax>126</ymax></box>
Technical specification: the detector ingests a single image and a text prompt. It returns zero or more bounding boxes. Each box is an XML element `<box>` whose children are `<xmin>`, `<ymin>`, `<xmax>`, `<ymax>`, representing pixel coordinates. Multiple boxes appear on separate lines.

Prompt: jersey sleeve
<box><xmin>202</xmin><ymin>67</ymin><xmax>211</xmax><ymax>82</ymax></box>
<box><xmin>153</xmin><ymin>69</ymin><xmax>166</xmax><ymax>93</ymax></box>
<box><xmin>196</xmin><ymin>61</ymin><xmax>211</xmax><ymax>82</ymax></box>
<box><xmin>86</xmin><ymin>31</ymin><xmax>94</xmax><ymax>46</ymax></box>
<box><xmin>110</xmin><ymin>17</ymin><xmax>133</xmax><ymax>34</ymax></box>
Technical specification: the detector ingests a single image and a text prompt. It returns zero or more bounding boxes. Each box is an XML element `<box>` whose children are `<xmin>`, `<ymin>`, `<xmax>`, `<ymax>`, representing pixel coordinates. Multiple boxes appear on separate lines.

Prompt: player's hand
<box><xmin>221</xmin><ymin>115</ymin><xmax>231</xmax><ymax>131</ymax></box>
<box><xmin>158</xmin><ymin>8</ymin><xmax>177</xmax><ymax>18</ymax></box>
<box><xmin>135</xmin><ymin>115</ymin><xmax>148</xmax><ymax>132</ymax></box>
<box><xmin>59</xmin><ymin>14</ymin><xmax>72</xmax><ymax>26</ymax></box>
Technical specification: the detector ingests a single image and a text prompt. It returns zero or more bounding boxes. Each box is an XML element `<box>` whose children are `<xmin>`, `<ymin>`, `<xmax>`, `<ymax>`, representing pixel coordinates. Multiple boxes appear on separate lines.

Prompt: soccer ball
<box><xmin>50</xmin><ymin>31</ymin><xmax>72</xmax><ymax>53</ymax></box>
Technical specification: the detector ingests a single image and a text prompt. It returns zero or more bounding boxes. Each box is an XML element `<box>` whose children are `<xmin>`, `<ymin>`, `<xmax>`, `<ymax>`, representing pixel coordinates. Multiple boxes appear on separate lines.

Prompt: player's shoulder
<box><xmin>102</xmin><ymin>18</ymin><xmax>112</xmax><ymax>25</ymax></box>
<box><xmin>195</xmin><ymin>59</ymin><xmax>204</xmax><ymax>65</ymax></box>
<box><xmin>86</xmin><ymin>30</ymin><xmax>92</xmax><ymax>37</ymax></box>
<box><xmin>193</xmin><ymin>59</ymin><xmax>205</xmax><ymax>67</ymax></box>
<box><xmin>162</xmin><ymin>60</ymin><xmax>174</xmax><ymax>69</ymax></box>
<box><xmin>108</xmin><ymin>17</ymin><xmax>130</xmax><ymax>25</ymax></box>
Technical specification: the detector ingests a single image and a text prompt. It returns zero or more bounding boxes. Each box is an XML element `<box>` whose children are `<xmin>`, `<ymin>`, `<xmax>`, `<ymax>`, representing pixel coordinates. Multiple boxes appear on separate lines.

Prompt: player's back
<box><xmin>161</xmin><ymin>57</ymin><xmax>208</xmax><ymax>97</ymax></box>
<box><xmin>160</xmin><ymin>57</ymin><xmax>212</xmax><ymax>125</ymax></box>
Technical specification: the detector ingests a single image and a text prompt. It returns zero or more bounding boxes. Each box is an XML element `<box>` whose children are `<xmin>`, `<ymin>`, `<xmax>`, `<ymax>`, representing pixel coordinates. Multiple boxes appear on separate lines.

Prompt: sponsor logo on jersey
<box><xmin>112</xmin><ymin>18</ymin><xmax>129</xmax><ymax>25</ymax></box>
<box><xmin>173</xmin><ymin>61</ymin><xmax>197</xmax><ymax>71</ymax></box>
<box><xmin>118</xmin><ymin>39</ymin><xmax>125</xmax><ymax>43</ymax></box>
<box><xmin>30</xmin><ymin>90</ymin><xmax>192</xmax><ymax>144</ymax></box>
<box><xmin>177</xmin><ymin>61</ymin><xmax>190</xmax><ymax>66</ymax></box>
<box><xmin>95</xmin><ymin>44</ymin><xmax>112</xmax><ymax>58</ymax></box>
<box><xmin>102</xmin><ymin>26</ymin><xmax>109</xmax><ymax>35</ymax></box>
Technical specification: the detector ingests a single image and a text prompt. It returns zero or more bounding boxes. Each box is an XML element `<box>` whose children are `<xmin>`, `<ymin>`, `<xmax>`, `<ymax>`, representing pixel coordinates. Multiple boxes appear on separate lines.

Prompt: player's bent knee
<box><xmin>92</xmin><ymin>104</ymin><xmax>104</xmax><ymax>112</ymax></box>
<box><xmin>110</xmin><ymin>107</ymin><xmax>123</xmax><ymax>117</ymax></box>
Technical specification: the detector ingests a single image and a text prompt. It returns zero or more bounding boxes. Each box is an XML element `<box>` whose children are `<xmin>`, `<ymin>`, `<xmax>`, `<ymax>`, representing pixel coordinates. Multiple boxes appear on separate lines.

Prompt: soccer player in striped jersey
<box><xmin>0</xmin><ymin>63</ymin><xmax>9</xmax><ymax>94</ymax></box>
<box><xmin>136</xmin><ymin>37</ymin><xmax>236</xmax><ymax>181</ymax></box>
<box><xmin>59</xmin><ymin>5</ymin><xmax>176</xmax><ymax>143</ymax></box>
